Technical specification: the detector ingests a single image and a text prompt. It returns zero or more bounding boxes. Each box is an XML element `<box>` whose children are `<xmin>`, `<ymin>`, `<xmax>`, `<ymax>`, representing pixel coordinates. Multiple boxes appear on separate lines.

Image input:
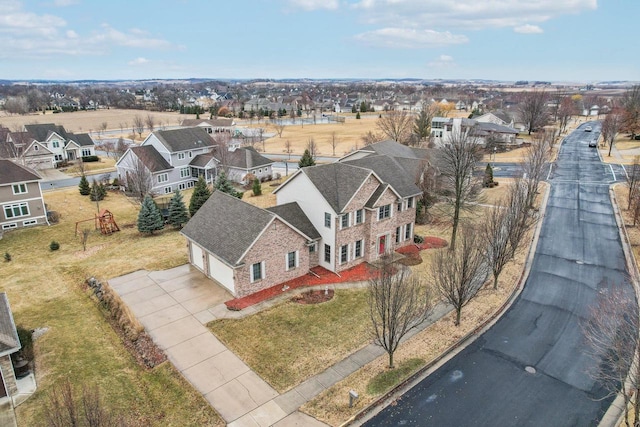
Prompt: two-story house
<box><xmin>0</xmin><ymin>160</ymin><xmax>48</xmax><ymax>231</ymax></box>
<box><xmin>22</xmin><ymin>124</ymin><xmax>96</xmax><ymax>165</ymax></box>
<box><xmin>116</xmin><ymin>128</ymin><xmax>274</xmax><ymax>196</ymax></box>
<box><xmin>431</xmin><ymin>117</ymin><xmax>519</xmax><ymax>146</ymax></box>
<box><xmin>182</xmin><ymin>146</ymin><xmax>422</xmax><ymax>298</ymax></box>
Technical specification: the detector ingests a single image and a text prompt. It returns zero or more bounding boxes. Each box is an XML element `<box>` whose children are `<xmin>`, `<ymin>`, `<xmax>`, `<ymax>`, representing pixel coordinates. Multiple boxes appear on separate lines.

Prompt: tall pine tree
<box><xmin>252</xmin><ymin>178</ymin><xmax>262</xmax><ymax>196</ymax></box>
<box><xmin>137</xmin><ymin>195</ymin><xmax>164</xmax><ymax>234</ymax></box>
<box><xmin>189</xmin><ymin>176</ymin><xmax>211</xmax><ymax>217</ymax></box>
<box><xmin>79</xmin><ymin>174</ymin><xmax>90</xmax><ymax>195</ymax></box>
<box><xmin>168</xmin><ymin>189</ymin><xmax>189</xmax><ymax>228</ymax></box>
<box><xmin>215</xmin><ymin>171</ymin><xmax>243</xmax><ymax>198</ymax></box>
<box><xmin>298</xmin><ymin>149</ymin><xmax>316</xmax><ymax>168</ymax></box>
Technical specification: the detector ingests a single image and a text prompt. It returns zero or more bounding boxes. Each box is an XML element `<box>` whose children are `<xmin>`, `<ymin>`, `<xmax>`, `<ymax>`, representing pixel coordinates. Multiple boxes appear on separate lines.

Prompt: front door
<box><xmin>378</xmin><ymin>235</ymin><xmax>387</xmax><ymax>255</ymax></box>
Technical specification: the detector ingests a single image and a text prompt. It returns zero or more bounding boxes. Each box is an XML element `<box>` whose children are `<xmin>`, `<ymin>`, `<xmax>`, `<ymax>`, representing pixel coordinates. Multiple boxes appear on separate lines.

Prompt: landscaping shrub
<box><xmin>49</xmin><ymin>241</ymin><xmax>60</xmax><ymax>251</ymax></box>
<box><xmin>81</xmin><ymin>155</ymin><xmax>99</xmax><ymax>162</ymax></box>
<box><xmin>14</xmin><ymin>326</ymin><xmax>34</xmax><ymax>362</ymax></box>
<box><xmin>4</xmin><ymin>252</ymin><xmax>11</xmax><ymax>262</ymax></box>
<box><xmin>47</xmin><ymin>211</ymin><xmax>60</xmax><ymax>223</ymax></box>
<box><xmin>413</xmin><ymin>234</ymin><xmax>424</xmax><ymax>244</ymax></box>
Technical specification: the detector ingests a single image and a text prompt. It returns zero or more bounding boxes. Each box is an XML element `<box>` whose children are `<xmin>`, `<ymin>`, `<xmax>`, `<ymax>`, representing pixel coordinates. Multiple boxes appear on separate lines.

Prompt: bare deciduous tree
<box><xmin>114</xmin><ymin>137</ymin><xmax>127</xmax><ymax>159</ymax></box>
<box><xmin>413</xmin><ymin>101</ymin><xmax>443</xmax><ymax>143</ymax></box>
<box><xmin>273</xmin><ymin>121</ymin><xmax>285</xmax><ymax>138</ymax></box>
<box><xmin>132</xmin><ymin>115</ymin><xmax>144</xmax><ymax>139</ymax></box>
<box><xmin>368</xmin><ymin>258</ymin><xmax>434</xmax><ymax>368</ymax></box>
<box><xmin>432</xmin><ymin>227</ymin><xmax>487</xmax><ymax>326</ymax></box>
<box><xmin>213</xmin><ymin>132</ymin><xmax>231</xmax><ymax>176</ymax></box>
<box><xmin>522</xmin><ymin>134</ymin><xmax>551</xmax><ymax>209</ymax></box>
<box><xmin>621</xmin><ymin>85</ymin><xmax>640</xmax><ymax>139</ymax></box>
<box><xmin>627</xmin><ymin>156</ymin><xmax>640</xmax><ymax>211</ymax></box>
<box><xmin>145</xmin><ymin>114</ymin><xmax>156</xmax><ymax>133</ymax></box>
<box><xmin>125</xmin><ymin>158</ymin><xmax>153</xmax><ymax>202</ymax></box>
<box><xmin>602</xmin><ymin>111</ymin><xmax>622</xmax><ymax>157</ymax></box>
<box><xmin>376</xmin><ymin>110</ymin><xmax>414</xmax><ymax>145</ymax></box>
<box><xmin>361</xmin><ymin>130</ymin><xmax>385</xmax><ymax>146</ymax></box>
<box><xmin>80</xmin><ymin>228</ymin><xmax>91</xmax><ymax>251</ymax></box>
<box><xmin>415</xmin><ymin>158</ymin><xmax>440</xmax><ymax>224</ymax></box>
<box><xmin>307</xmin><ymin>137</ymin><xmax>318</xmax><ymax>158</ymax></box>
<box><xmin>438</xmin><ymin>128</ymin><xmax>483</xmax><ymax>250</ymax></box>
<box><xmin>99</xmin><ymin>121</ymin><xmax>108</xmax><ymax>137</ymax></box>
<box><xmin>582</xmin><ymin>280</ymin><xmax>639</xmax><ymax>427</ymax></box>
<box><xmin>517</xmin><ymin>90</ymin><xmax>550</xmax><ymax>135</ymax></box>
<box><xmin>330</xmin><ymin>132</ymin><xmax>339</xmax><ymax>156</ymax></box>
<box><xmin>557</xmin><ymin>96</ymin><xmax>576</xmax><ymax>134</ymax></box>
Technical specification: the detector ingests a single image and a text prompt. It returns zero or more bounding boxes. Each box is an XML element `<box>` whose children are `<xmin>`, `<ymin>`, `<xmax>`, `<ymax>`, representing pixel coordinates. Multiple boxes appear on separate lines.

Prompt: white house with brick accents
<box><xmin>182</xmin><ymin>142</ymin><xmax>424</xmax><ymax>298</ymax></box>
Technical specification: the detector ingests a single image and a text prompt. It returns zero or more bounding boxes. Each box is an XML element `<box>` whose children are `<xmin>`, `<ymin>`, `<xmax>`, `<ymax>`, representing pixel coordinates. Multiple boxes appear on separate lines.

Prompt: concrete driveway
<box><xmin>109</xmin><ymin>264</ymin><xmax>283</xmax><ymax>424</ymax></box>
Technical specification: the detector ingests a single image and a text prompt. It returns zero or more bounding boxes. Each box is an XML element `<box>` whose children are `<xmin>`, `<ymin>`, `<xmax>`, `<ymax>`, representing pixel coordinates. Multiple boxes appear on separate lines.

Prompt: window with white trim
<box><xmin>82</xmin><ymin>149</ymin><xmax>92</xmax><ymax>157</ymax></box>
<box><xmin>396</xmin><ymin>226</ymin><xmax>401</xmax><ymax>244</ymax></box>
<box><xmin>12</xmin><ymin>184</ymin><xmax>27</xmax><ymax>195</ymax></box>
<box><xmin>188</xmin><ymin>151</ymin><xmax>193</xmax><ymax>158</ymax></box>
<box><xmin>158</xmin><ymin>173</ymin><xmax>168</xmax><ymax>183</ymax></box>
<box><xmin>55</xmin><ymin>154</ymin><xmax>63</xmax><ymax>161</ymax></box>
<box><xmin>324</xmin><ymin>212</ymin><xmax>331</xmax><ymax>228</ymax></box>
<box><xmin>341</xmin><ymin>213</ymin><xmax>349</xmax><ymax>229</ymax></box>
<box><xmin>286</xmin><ymin>251</ymin><xmax>298</xmax><ymax>270</ymax></box>
<box><xmin>397</xmin><ymin>201</ymin><xmax>402</xmax><ymax>213</ymax></box>
<box><xmin>23</xmin><ymin>219</ymin><xmax>37</xmax><ymax>226</ymax></box>
<box><xmin>4</xmin><ymin>202</ymin><xmax>29</xmax><ymax>219</ymax></box>
<box><xmin>2</xmin><ymin>223</ymin><xmax>17</xmax><ymax>230</ymax></box>
<box><xmin>34</xmin><ymin>145</ymin><xmax>39</xmax><ymax>151</ymax></box>
<box><xmin>354</xmin><ymin>240</ymin><xmax>363</xmax><ymax>258</ymax></box>
<box><xmin>340</xmin><ymin>244</ymin><xmax>349</xmax><ymax>264</ymax></box>
<box><xmin>407</xmin><ymin>197</ymin><xmax>414</xmax><ymax>208</ymax></box>
<box><xmin>405</xmin><ymin>223</ymin><xmax>412</xmax><ymax>240</ymax></box>
<box><xmin>324</xmin><ymin>244</ymin><xmax>331</xmax><ymax>263</ymax></box>
<box><xmin>178</xmin><ymin>152</ymin><xmax>186</xmax><ymax>160</ymax></box>
<box><xmin>378</xmin><ymin>204</ymin><xmax>391</xmax><ymax>220</ymax></box>
<box><xmin>164</xmin><ymin>186</ymin><xmax>172</xmax><ymax>194</ymax></box>
<box><xmin>52</xmin><ymin>141</ymin><xmax>59</xmax><ymax>148</ymax></box>
<box><xmin>309</xmin><ymin>243</ymin><xmax>316</xmax><ymax>253</ymax></box>
<box><xmin>187</xmin><ymin>181</ymin><xmax>194</xmax><ymax>188</ymax></box>
<box><xmin>251</xmin><ymin>261</ymin><xmax>264</xmax><ymax>282</ymax></box>
<box><xmin>355</xmin><ymin>209</ymin><xmax>364</xmax><ymax>224</ymax></box>
<box><xmin>180</xmin><ymin>167</ymin><xmax>190</xmax><ymax>178</ymax></box>
<box><xmin>178</xmin><ymin>182</ymin><xmax>187</xmax><ymax>190</ymax></box>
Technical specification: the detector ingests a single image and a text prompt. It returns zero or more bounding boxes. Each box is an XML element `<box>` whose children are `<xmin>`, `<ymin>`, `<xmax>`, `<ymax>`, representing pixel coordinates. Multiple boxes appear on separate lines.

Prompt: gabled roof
<box><xmin>475</xmin><ymin>122</ymin><xmax>519</xmax><ymax>134</ymax></box>
<box><xmin>343</xmin><ymin>154</ymin><xmax>421</xmax><ymax>198</ymax></box>
<box><xmin>223</xmin><ymin>147</ymin><xmax>273</xmax><ymax>170</ymax></box>
<box><xmin>267</xmin><ymin>202</ymin><xmax>320</xmax><ymax>240</ymax></box>
<box><xmin>181</xmin><ymin>191</ymin><xmax>276</xmax><ymax>267</ymax></box>
<box><xmin>68</xmin><ymin>133</ymin><xmax>95</xmax><ymax>147</ymax></box>
<box><xmin>24</xmin><ymin>123</ymin><xmax>68</xmax><ymax>142</ymax></box>
<box><xmin>366</xmin><ymin>183</ymin><xmax>391</xmax><ymax>208</ymax></box>
<box><xmin>302</xmin><ymin>162</ymin><xmax>373</xmax><ymax>213</ymax></box>
<box><xmin>364</xmin><ymin>140</ymin><xmax>424</xmax><ymax>159</ymax></box>
<box><xmin>0</xmin><ymin>293</ymin><xmax>20</xmax><ymax>357</ymax></box>
<box><xmin>0</xmin><ymin>159</ymin><xmax>41</xmax><ymax>184</ymax></box>
<box><xmin>181</xmin><ymin>118</ymin><xmax>234</xmax><ymax>127</ymax></box>
<box><xmin>153</xmin><ymin>127</ymin><xmax>215</xmax><ymax>153</ymax></box>
<box><xmin>129</xmin><ymin>146</ymin><xmax>172</xmax><ymax>173</ymax></box>
<box><xmin>190</xmin><ymin>153</ymin><xmax>216</xmax><ymax>168</ymax></box>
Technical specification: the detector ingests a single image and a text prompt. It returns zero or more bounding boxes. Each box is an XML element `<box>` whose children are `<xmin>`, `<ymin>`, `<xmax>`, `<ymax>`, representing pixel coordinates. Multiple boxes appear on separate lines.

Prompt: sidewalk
<box><xmin>109</xmin><ymin>260</ymin><xmax>457</xmax><ymax>426</ymax></box>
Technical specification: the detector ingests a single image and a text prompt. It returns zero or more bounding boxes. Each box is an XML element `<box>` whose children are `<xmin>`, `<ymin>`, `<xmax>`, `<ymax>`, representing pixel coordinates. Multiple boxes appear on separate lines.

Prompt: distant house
<box><xmin>12</xmin><ymin>124</ymin><xmax>97</xmax><ymax>168</ymax></box>
<box><xmin>0</xmin><ymin>293</ymin><xmax>22</xmax><ymax>402</ymax></box>
<box><xmin>181</xmin><ymin>118</ymin><xmax>235</xmax><ymax>134</ymax></box>
<box><xmin>0</xmin><ymin>159</ymin><xmax>48</xmax><ymax>231</ymax></box>
<box><xmin>115</xmin><ymin>127</ymin><xmax>274</xmax><ymax>195</ymax></box>
<box><xmin>431</xmin><ymin>117</ymin><xmax>519</xmax><ymax>146</ymax></box>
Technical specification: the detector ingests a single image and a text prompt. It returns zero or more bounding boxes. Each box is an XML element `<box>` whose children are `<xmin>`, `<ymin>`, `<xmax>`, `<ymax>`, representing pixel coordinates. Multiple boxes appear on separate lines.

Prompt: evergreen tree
<box><xmin>252</xmin><ymin>178</ymin><xmax>262</xmax><ymax>196</ymax></box>
<box><xmin>79</xmin><ymin>174</ymin><xmax>90</xmax><ymax>196</ymax></box>
<box><xmin>137</xmin><ymin>195</ymin><xmax>164</xmax><ymax>234</ymax></box>
<box><xmin>360</xmin><ymin>101</ymin><xmax>368</xmax><ymax>113</ymax></box>
<box><xmin>356</xmin><ymin>111</ymin><xmax>361</xmax><ymax>120</ymax></box>
<box><xmin>215</xmin><ymin>171</ymin><xmax>234</xmax><ymax>193</ymax></box>
<box><xmin>89</xmin><ymin>180</ymin><xmax>105</xmax><ymax>201</ymax></box>
<box><xmin>298</xmin><ymin>149</ymin><xmax>316</xmax><ymax>168</ymax></box>
<box><xmin>167</xmin><ymin>189</ymin><xmax>189</xmax><ymax>228</ymax></box>
<box><xmin>189</xmin><ymin>176</ymin><xmax>211</xmax><ymax>217</ymax></box>
<box><xmin>483</xmin><ymin>164</ymin><xmax>495</xmax><ymax>187</ymax></box>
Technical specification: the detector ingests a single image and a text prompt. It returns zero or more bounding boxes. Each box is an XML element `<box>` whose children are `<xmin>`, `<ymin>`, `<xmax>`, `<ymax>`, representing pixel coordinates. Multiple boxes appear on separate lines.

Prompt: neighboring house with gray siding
<box><xmin>0</xmin><ymin>293</ymin><xmax>21</xmax><ymax>402</ymax></box>
<box><xmin>0</xmin><ymin>160</ymin><xmax>48</xmax><ymax>231</ymax></box>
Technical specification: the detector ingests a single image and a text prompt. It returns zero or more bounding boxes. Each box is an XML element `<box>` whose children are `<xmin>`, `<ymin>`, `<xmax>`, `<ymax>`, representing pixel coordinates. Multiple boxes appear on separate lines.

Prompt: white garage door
<box><xmin>190</xmin><ymin>243</ymin><xmax>205</xmax><ymax>271</ymax></box>
<box><xmin>208</xmin><ymin>254</ymin><xmax>235</xmax><ymax>294</ymax></box>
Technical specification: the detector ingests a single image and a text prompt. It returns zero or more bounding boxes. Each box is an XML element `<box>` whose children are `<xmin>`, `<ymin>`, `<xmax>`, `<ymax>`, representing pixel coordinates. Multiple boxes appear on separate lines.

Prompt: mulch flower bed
<box><xmin>291</xmin><ymin>289</ymin><xmax>335</xmax><ymax>304</ymax></box>
<box><xmin>225</xmin><ymin>237</ymin><xmax>448</xmax><ymax>311</ymax></box>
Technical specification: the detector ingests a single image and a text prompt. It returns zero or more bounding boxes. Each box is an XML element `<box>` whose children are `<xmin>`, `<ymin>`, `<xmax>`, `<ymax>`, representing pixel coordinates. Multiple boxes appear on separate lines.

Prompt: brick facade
<box><xmin>0</xmin><ymin>355</ymin><xmax>17</xmax><ymax>396</ymax></box>
<box><xmin>235</xmin><ymin>218</ymin><xmax>311</xmax><ymax>297</ymax></box>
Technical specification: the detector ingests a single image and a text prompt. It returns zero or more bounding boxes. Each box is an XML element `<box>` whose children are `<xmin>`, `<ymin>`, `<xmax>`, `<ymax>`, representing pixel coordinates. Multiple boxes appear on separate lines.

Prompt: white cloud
<box><xmin>351</xmin><ymin>0</ymin><xmax>596</xmax><ymax>30</ymax></box>
<box><xmin>514</xmin><ymin>24</ymin><xmax>543</xmax><ymax>34</ymax></box>
<box><xmin>128</xmin><ymin>57</ymin><xmax>149</xmax><ymax>66</ymax></box>
<box><xmin>52</xmin><ymin>0</ymin><xmax>79</xmax><ymax>6</ymax></box>
<box><xmin>355</xmin><ymin>28</ymin><xmax>467</xmax><ymax>48</ymax></box>
<box><xmin>288</xmin><ymin>0</ymin><xmax>339</xmax><ymax>10</ymax></box>
<box><xmin>428</xmin><ymin>54</ymin><xmax>456</xmax><ymax>68</ymax></box>
<box><xmin>0</xmin><ymin>2</ymin><xmax>176</xmax><ymax>59</ymax></box>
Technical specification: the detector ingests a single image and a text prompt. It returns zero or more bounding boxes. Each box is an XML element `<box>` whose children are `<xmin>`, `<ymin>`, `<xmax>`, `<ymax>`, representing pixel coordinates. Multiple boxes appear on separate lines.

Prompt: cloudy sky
<box><xmin>0</xmin><ymin>0</ymin><xmax>636</xmax><ymax>82</ymax></box>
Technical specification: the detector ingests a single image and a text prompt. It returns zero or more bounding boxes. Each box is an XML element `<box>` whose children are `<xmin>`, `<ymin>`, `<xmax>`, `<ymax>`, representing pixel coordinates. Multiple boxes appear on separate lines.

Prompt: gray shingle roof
<box><xmin>154</xmin><ymin>127</ymin><xmax>215</xmax><ymax>153</ymax></box>
<box><xmin>223</xmin><ymin>147</ymin><xmax>273</xmax><ymax>170</ymax></box>
<box><xmin>366</xmin><ymin>183</ymin><xmax>389</xmax><ymax>208</ymax></box>
<box><xmin>344</xmin><ymin>155</ymin><xmax>420</xmax><ymax>198</ymax></box>
<box><xmin>267</xmin><ymin>202</ymin><xmax>320</xmax><ymax>240</ymax></box>
<box><xmin>476</xmin><ymin>122</ymin><xmax>519</xmax><ymax>134</ymax></box>
<box><xmin>68</xmin><ymin>133</ymin><xmax>95</xmax><ymax>147</ymax></box>
<box><xmin>0</xmin><ymin>159</ymin><xmax>41</xmax><ymax>184</ymax></box>
<box><xmin>181</xmin><ymin>191</ymin><xmax>275</xmax><ymax>267</ymax></box>
<box><xmin>24</xmin><ymin>123</ymin><xmax>68</xmax><ymax>142</ymax></box>
<box><xmin>130</xmin><ymin>146</ymin><xmax>172</xmax><ymax>173</ymax></box>
<box><xmin>303</xmin><ymin>163</ymin><xmax>372</xmax><ymax>213</ymax></box>
<box><xmin>190</xmin><ymin>153</ymin><xmax>215</xmax><ymax>168</ymax></box>
<box><xmin>181</xmin><ymin>118</ymin><xmax>234</xmax><ymax>127</ymax></box>
<box><xmin>0</xmin><ymin>293</ymin><xmax>20</xmax><ymax>356</ymax></box>
<box><xmin>367</xmin><ymin>140</ymin><xmax>423</xmax><ymax>159</ymax></box>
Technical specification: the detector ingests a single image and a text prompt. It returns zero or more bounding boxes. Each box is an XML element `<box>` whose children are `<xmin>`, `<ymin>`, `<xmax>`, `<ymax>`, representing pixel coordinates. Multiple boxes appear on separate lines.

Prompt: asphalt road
<box><xmin>363</xmin><ymin>122</ymin><xmax>636</xmax><ymax>427</ymax></box>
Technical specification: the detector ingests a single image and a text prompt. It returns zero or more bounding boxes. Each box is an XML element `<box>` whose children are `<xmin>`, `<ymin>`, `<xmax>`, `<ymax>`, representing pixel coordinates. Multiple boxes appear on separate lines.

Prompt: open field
<box><xmin>0</xmin><ymin>187</ymin><xmax>222</xmax><ymax>426</ymax></box>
